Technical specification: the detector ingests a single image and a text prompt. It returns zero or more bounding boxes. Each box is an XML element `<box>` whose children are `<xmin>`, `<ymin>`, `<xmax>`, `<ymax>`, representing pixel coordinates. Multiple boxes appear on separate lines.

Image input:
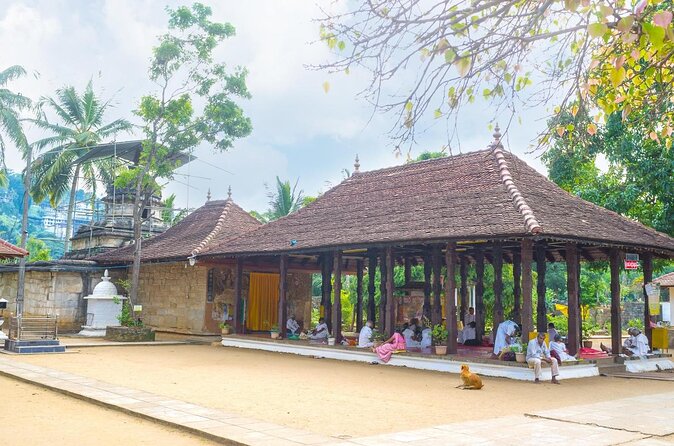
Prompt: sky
<box><xmin>0</xmin><ymin>0</ymin><xmax>551</xmax><ymax>214</ymax></box>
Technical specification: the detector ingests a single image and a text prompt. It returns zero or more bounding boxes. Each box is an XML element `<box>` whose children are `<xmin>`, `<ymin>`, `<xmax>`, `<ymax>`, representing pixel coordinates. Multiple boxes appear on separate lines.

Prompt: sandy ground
<box><xmin>10</xmin><ymin>344</ymin><xmax>674</xmax><ymax>438</ymax></box>
<box><xmin>1</xmin><ymin>374</ymin><xmax>216</xmax><ymax>446</ymax></box>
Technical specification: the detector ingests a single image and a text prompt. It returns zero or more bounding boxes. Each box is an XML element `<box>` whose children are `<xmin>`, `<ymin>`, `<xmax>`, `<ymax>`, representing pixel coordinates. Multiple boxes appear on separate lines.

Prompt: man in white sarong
<box><xmin>493</xmin><ymin>320</ymin><xmax>519</xmax><ymax>356</ymax></box>
<box><xmin>459</xmin><ymin>307</ymin><xmax>476</xmax><ymax>344</ymax></box>
<box><xmin>527</xmin><ymin>332</ymin><xmax>560</xmax><ymax>384</ymax></box>
<box><xmin>286</xmin><ymin>315</ymin><xmax>300</xmax><ymax>336</ymax></box>
<box><xmin>308</xmin><ymin>317</ymin><xmax>329</xmax><ymax>341</ymax></box>
<box><xmin>420</xmin><ymin>325</ymin><xmax>432</xmax><ymax>350</ymax></box>
<box><xmin>358</xmin><ymin>320</ymin><xmax>374</xmax><ymax>348</ymax></box>
<box><xmin>623</xmin><ymin>328</ymin><xmax>650</xmax><ymax>356</ymax></box>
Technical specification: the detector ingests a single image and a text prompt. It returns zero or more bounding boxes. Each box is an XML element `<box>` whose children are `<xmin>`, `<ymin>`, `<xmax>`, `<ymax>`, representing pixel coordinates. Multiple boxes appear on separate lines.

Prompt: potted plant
<box><xmin>510</xmin><ymin>343</ymin><xmax>526</xmax><ymax>363</ymax></box>
<box><xmin>431</xmin><ymin>324</ymin><xmax>448</xmax><ymax>355</ymax></box>
<box><xmin>581</xmin><ymin>321</ymin><xmax>597</xmax><ymax>349</ymax></box>
<box><xmin>219</xmin><ymin>321</ymin><xmax>231</xmax><ymax>336</ymax></box>
<box><xmin>270</xmin><ymin>324</ymin><xmax>280</xmax><ymax>339</ymax></box>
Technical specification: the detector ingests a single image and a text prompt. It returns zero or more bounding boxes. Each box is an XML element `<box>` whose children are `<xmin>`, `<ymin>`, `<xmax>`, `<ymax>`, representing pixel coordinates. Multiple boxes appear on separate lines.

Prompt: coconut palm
<box><xmin>29</xmin><ymin>81</ymin><xmax>132</xmax><ymax>251</ymax></box>
<box><xmin>253</xmin><ymin>177</ymin><xmax>304</xmax><ymax>223</ymax></box>
<box><xmin>0</xmin><ymin>65</ymin><xmax>31</xmax><ymax>185</ymax></box>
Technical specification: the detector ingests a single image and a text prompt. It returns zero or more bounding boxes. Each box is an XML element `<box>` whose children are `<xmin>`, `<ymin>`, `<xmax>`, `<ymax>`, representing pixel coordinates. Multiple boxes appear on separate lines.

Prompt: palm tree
<box><xmin>256</xmin><ymin>177</ymin><xmax>304</xmax><ymax>222</ymax></box>
<box><xmin>29</xmin><ymin>81</ymin><xmax>132</xmax><ymax>251</ymax></box>
<box><xmin>0</xmin><ymin>65</ymin><xmax>31</xmax><ymax>185</ymax></box>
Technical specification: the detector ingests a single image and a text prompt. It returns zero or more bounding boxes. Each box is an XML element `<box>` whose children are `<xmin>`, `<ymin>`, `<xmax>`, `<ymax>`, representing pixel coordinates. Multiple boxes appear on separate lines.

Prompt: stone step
<box><xmin>5</xmin><ymin>339</ymin><xmax>60</xmax><ymax>347</ymax></box>
<box><xmin>11</xmin><ymin>345</ymin><xmax>66</xmax><ymax>354</ymax></box>
<box><xmin>598</xmin><ymin>364</ymin><xmax>627</xmax><ymax>375</ymax></box>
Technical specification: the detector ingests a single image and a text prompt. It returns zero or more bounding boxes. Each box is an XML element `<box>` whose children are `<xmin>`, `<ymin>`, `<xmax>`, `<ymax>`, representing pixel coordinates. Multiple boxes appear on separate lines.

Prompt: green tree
<box><xmin>29</xmin><ymin>81</ymin><xmax>132</xmax><ymax>251</ymax></box>
<box><xmin>253</xmin><ymin>177</ymin><xmax>304</xmax><ymax>223</ymax></box>
<box><xmin>26</xmin><ymin>237</ymin><xmax>51</xmax><ymax>262</ymax></box>
<box><xmin>0</xmin><ymin>65</ymin><xmax>30</xmax><ymax>185</ymax></box>
<box><xmin>118</xmin><ymin>3</ymin><xmax>252</xmax><ymax>303</ymax></box>
<box><xmin>161</xmin><ymin>193</ymin><xmax>187</xmax><ymax>226</ymax></box>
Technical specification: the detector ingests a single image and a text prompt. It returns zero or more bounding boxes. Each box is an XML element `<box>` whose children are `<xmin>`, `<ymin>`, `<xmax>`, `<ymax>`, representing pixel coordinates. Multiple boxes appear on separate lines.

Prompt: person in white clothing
<box><xmin>464</xmin><ymin>307</ymin><xmax>476</xmax><ymax>326</ymax></box>
<box><xmin>526</xmin><ymin>332</ymin><xmax>560</xmax><ymax>384</ymax></box>
<box><xmin>286</xmin><ymin>315</ymin><xmax>300</xmax><ymax>336</ymax></box>
<box><xmin>550</xmin><ymin>334</ymin><xmax>576</xmax><ymax>362</ymax></box>
<box><xmin>358</xmin><ymin>320</ymin><xmax>374</xmax><ymax>348</ymax></box>
<box><xmin>308</xmin><ymin>317</ymin><xmax>330</xmax><ymax>341</ymax></box>
<box><xmin>420</xmin><ymin>325</ymin><xmax>432</xmax><ymax>350</ymax></box>
<box><xmin>493</xmin><ymin>320</ymin><xmax>519</xmax><ymax>356</ymax></box>
<box><xmin>402</xmin><ymin>320</ymin><xmax>421</xmax><ymax>349</ymax></box>
<box><xmin>623</xmin><ymin>328</ymin><xmax>650</xmax><ymax>356</ymax></box>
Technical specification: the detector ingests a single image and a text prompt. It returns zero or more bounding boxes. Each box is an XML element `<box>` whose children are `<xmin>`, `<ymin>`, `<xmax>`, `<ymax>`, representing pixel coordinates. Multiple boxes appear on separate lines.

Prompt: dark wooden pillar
<box><xmin>404</xmin><ymin>257</ymin><xmax>412</xmax><ymax>286</ymax></box>
<box><xmin>493</xmin><ymin>243</ymin><xmax>504</xmax><ymax>330</ymax></box>
<box><xmin>367</xmin><ymin>250</ymin><xmax>377</xmax><ymax>325</ymax></box>
<box><xmin>278</xmin><ymin>255</ymin><xmax>288</xmax><ymax>336</ymax></box>
<box><xmin>513</xmin><ymin>251</ymin><xmax>522</xmax><ymax>325</ymax></box>
<box><xmin>385</xmin><ymin>247</ymin><xmax>395</xmax><ymax>336</ymax></box>
<box><xmin>566</xmin><ymin>243</ymin><xmax>580</xmax><ymax>355</ymax></box>
<box><xmin>423</xmin><ymin>250</ymin><xmax>432</xmax><ymax>320</ymax></box>
<box><xmin>535</xmin><ymin>242</ymin><xmax>548</xmax><ymax>332</ymax></box>
<box><xmin>431</xmin><ymin>245</ymin><xmax>442</xmax><ymax>326</ymax></box>
<box><xmin>577</xmin><ymin>250</ymin><xmax>583</xmax><ymax>344</ymax></box>
<box><xmin>610</xmin><ymin>248</ymin><xmax>622</xmax><ymax>355</ymax></box>
<box><xmin>445</xmin><ymin>242</ymin><xmax>458</xmax><ymax>354</ymax></box>
<box><xmin>379</xmin><ymin>252</ymin><xmax>387</xmax><ymax>329</ymax></box>
<box><xmin>475</xmin><ymin>249</ymin><xmax>485</xmax><ymax>342</ymax></box>
<box><xmin>233</xmin><ymin>258</ymin><xmax>244</xmax><ymax>334</ymax></box>
<box><xmin>643</xmin><ymin>253</ymin><xmax>653</xmax><ymax>345</ymax></box>
<box><xmin>332</xmin><ymin>251</ymin><xmax>343</xmax><ymax>343</ymax></box>
<box><xmin>521</xmin><ymin>239</ymin><xmax>533</xmax><ymax>343</ymax></box>
<box><xmin>459</xmin><ymin>255</ymin><xmax>468</xmax><ymax>324</ymax></box>
<box><xmin>321</xmin><ymin>254</ymin><xmax>333</xmax><ymax>331</ymax></box>
<box><xmin>356</xmin><ymin>259</ymin><xmax>364</xmax><ymax>332</ymax></box>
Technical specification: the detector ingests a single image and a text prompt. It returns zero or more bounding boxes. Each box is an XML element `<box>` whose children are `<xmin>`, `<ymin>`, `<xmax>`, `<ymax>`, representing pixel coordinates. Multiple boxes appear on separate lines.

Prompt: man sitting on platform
<box><xmin>358</xmin><ymin>320</ymin><xmax>374</xmax><ymax>348</ymax></box>
<box><xmin>527</xmin><ymin>332</ymin><xmax>560</xmax><ymax>384</ymax></box>
<box><xmin>623</xmin><ymin>327</ymin><xmax>650</xmax><ymax>357</ymax></box>
<box><xmin>286</xmin><ymin>314</ymin><xmax>300</xmax><ymax>336</ymax></box>
<box><xmin>308</xmin><ymin>317</ymin><xmax>330</xmax><ymax>342</ymax></box>
<box><xmin>403</xmin><ymin>319</ymin><xmax>421</xmax><ymax>349</ymax></box>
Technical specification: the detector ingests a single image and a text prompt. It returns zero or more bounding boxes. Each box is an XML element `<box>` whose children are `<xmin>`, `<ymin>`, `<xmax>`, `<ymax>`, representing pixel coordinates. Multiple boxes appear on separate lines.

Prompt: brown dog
<box><xmin>456</xmin><ymin>364</ymin><xmax>484</xmax><ymax>390</ymax></box>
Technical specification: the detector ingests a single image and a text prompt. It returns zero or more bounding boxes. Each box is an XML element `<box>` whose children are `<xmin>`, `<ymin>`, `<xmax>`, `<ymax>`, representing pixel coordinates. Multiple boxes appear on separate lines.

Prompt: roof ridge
<box><xmin>0</xmin><ymin>238</ymin><xmax>28</xmax><ymax>256</ymax></box>
<box><xmin>190</xmin><ymin>198</ymin><xmax>234</xmax><ymax>257</ymax></box>
<box><xmin>490</xmin><ymin>134</ymin><xmax>542</xmax><ymax>235</ymax></box>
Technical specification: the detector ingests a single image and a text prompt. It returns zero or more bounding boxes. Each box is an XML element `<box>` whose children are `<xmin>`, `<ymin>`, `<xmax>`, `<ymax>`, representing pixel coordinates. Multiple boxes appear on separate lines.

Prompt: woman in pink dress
<box><xmin>373</xmin><ymin>330</ymin><xmax>406</xmax><ymax>363</ymax></box>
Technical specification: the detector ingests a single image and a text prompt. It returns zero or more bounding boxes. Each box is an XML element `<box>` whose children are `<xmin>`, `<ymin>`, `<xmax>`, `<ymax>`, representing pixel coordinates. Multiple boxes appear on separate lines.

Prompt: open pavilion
<box><xmin>198</xmin><ymin>128</ymin><xmax>674</xmax><ymax>362</ymax></box>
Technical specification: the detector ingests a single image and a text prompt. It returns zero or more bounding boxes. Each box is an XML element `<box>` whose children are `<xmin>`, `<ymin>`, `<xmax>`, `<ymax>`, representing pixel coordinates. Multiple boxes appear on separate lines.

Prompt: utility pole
<box><xmin>16</xmin><ymin>146</ymin><xmax>32</xmax><ymax>315</ymax></box>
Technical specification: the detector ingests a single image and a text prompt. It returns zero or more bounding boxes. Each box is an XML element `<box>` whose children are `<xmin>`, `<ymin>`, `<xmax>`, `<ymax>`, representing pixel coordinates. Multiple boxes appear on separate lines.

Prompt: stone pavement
<box><xmin>0</xmin><ymin>356</ymin><xmax>671</xmax><ymax>446</ymax></box>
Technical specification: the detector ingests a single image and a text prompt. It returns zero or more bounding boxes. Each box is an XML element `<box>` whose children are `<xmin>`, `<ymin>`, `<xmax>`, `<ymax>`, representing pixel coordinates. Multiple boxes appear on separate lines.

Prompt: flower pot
<box><xmin>327</xmin><ymin>337</ymin><xmax>336</xmax><ymax>346</ymax></box>
<box><xmin>583</xmin><ymin>340</ymin><xmax>593</xmax><ymax>349</ymax></box>
<box><xmin>434</xmin><ymin>345</ymin><xmax>447</xmax><ymax>355</ymax></box>
<box><xmin>221</xmin><ymin>327</ymin><xmax>231</xmax><ymax>336</ymax></box>
<box><xmin>270</xmin><ymin>331</ymin><xmax>280</xmax><ymax>339</ymax></box>
<box><xmin>515</xmin><ymin>352</ymin><xmax>526</xmax><ymax>363</ymax></box>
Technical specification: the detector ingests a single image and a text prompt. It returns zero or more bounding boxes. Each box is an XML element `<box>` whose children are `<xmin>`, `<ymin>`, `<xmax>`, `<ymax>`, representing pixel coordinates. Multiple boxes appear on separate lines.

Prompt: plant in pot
<box><xmin>219</xmin><ymin>321</ymin><xmax>231</xmax><ymax>336</ymax></box>
<box><xmin>270</xmin><ymin>324</ymin><xmax>280</xmax><ymax>339</ymax></box>
<box><xmin>509</xmin><ymin>343</ymin><xmax>526</xmax><ymax>363</ymax></box>
<box><xmin>431</xmin><ymin>324</ymin><xmax>448</xmax><ymax>355</ymax></box>
<box><xmin>581</xmin><ymin>321</ymin><xmax>598</xmax><ymax>349</ymax></box>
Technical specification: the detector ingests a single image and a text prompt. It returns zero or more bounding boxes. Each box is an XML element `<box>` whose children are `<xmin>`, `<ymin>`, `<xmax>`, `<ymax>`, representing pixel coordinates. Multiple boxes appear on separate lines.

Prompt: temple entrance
<box><xmin>246</xmin><ymin>272</ymin><xmax>279</xmax><ymax>331</ymax></box>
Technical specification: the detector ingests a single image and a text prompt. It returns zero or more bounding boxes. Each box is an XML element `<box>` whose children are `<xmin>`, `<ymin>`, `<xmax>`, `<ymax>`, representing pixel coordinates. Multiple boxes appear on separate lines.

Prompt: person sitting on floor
<box><xmin>550</xmin><ymin>334</ymin><xmax>576</xmax><ymax>362</ymax></box>
<box><xmin>464</xmin><ymin>307</ymin><xmax>476</xmax><ymax>326</ymax></box>
<box><xmin>547</xmin><ymin>322</ymin><xmax>560</xmax><ymax>342</ymax></box>
<box><xmin>527</xmin><ymin>332</ymin><xmax>560</xmax><ymax>384</ymax></box>
<box><xmin>623</xmin><ymin>327</ymin><xmax>650</xmax><ymax>357</ymax></box>
<box><xmin>308</xmin><ymin>317</ymin><xmax>330</xmax><ymax>342</ymax></box>
<box><xmin>462</xmin><ymin>322</ymin><xmax>480</xmax><ymax>346</ymax></box>
<box><xmin>420</xmin><ymin>324</ymin><xmax>432</xmax><ymax>350</ymax></box>
<box><xmin>358</xmin><ymin>320</ymin><xmax>375</xmax><ymax>348</ymax></box>
<box><xmin>403</xmin><ymin>320</ymin><xmax>421</xmax><ymax>349</ymax></box>
<box><xmin>286</xmin><ymin>315</ymin><xmax>300</xmax><ymax>336</ymax></box>
<box><xmin>493</xmin><ymin>320</ymin><xmax>519</xmax><ymax>357</ymax></box>
<box><xmin>373</xmin><ymin>328</ymin><xmax>406</xmax><ymax>363</ymax></box>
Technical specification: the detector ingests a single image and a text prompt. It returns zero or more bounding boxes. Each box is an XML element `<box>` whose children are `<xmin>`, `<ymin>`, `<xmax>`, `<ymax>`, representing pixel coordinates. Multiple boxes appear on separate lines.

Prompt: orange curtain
<box><xmin>247</xmin><ymin>273</ymin><xmax>280</xmax><ymax>331</ymax></box>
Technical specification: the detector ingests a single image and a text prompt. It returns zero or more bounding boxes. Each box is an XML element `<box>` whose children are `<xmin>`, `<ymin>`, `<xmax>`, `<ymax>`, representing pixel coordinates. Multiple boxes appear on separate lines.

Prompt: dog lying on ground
<box><xmin>456</xmin><ymin>364</ymin><xmax>484</xmax><ymax>390</ymax></box>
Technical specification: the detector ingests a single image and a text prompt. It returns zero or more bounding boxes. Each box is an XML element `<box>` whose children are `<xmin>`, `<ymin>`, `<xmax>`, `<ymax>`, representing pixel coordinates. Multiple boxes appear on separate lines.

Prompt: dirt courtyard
<box><xmin>10</xmin><ymin>344</ymin><xmax>674</xmax><ymax>438</ymax></box>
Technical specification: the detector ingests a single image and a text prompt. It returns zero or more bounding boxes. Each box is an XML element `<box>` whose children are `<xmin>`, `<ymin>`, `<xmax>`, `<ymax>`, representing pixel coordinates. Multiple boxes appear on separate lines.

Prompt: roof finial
<box><xmin>492</xmin><ymin>123</ymin><xmax>503</xmax><ymax>149</ymax></box>
<box><xmin>354</xmin><ymin>154</ymin><xmax>360</xmax><ymax>173</ymax></box>
<box><xmin>206</xmin><ymin>188</ymin><xmax>211</xmax><ymax>202</ymax></box>
<box><xmin>227</xmin><ymin>185</ymin><xmax>232</xmax><ymax>199</ymax></box>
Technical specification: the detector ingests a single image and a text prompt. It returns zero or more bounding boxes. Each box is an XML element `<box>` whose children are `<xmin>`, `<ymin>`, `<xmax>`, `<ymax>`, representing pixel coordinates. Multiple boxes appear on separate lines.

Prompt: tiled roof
<box><xmin>654</xmin><ymin>272</ymin><xmax>674</xmax><ymax>287</ymax></box>
<box><xmin>92</xmin><ymin>199</ymin><xmax>261</xmax><ymax>263</ymax></box>
<box><xmin>200</xmin><ymin>145</ymin><xmax>674</xmax><ymax>257</ymax></box>
<box><xmin>0</xmin><ymin>238</ymin><xmax>28</xmax><ymax>258</ymax></box>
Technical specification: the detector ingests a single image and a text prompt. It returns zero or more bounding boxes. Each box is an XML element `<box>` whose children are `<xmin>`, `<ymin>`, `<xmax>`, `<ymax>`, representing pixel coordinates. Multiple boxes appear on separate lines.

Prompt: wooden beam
<box><xmin>493</xmin><ymin>243</ymin><xmax>504</xmax><ymax>330</ymax></box>
<box><xmin>535</xmin><ymin>242</ymin><xmax>548</xmax><ymax>332</ymax></box>
<box><xmin>432</xmin><ymin>245</ymin><xmax>442</xmax><ymax>326</ymax></box>
<box><xmin>475</xmin><ymin>249</ymin><xmax>485</xmax><ymax>343</ymax></box>
<box><xmin>566</xmin><ymin>243</ymin><xmax>580</xmax><ymax>355</ymax></box>
<box><xmin>423</xmin><ymin>250</ymin><xmax>432</xmax><ymax>321</ymax></box>
<box><xmin>643</xmin><ymin>253</ymin><xmax>653</xmax><ymax>345</ymax></box>
<box><xmin>521</xmin><ymin>239</ymin><xmax>533</xmax><ymax>343</ymax></box>
<box><xmin>610</xmin><ymin>248</ymin><xmax>622</xmax><ymax>355</ymax></box>
<box><xmin>512</xmin><ymin>251</ymin><xmax>522</xmax><ymax>325</ymax></box>
<box><xmin>233</xmin><ymin>258</ymin><xmax>244</xmax><ymax>334</ymax></box>
<box><xmin>367</xmin><ymin>249</ymin><xmax>377</xmax><ymax>326</ymax></box>
<box><xmin>332</xmin><ymin>251</ymin><xmax>343</xmax><ymax>343</ymax></box>
<box><xmin>385</xmin><ymin>247</ymin><xmax>395</xmax><ymax>336</ymax></box>
<box><xmin>379</xmin><ymin>251</ymin><xmax>387</xmax><ymax>330</ymax></box>
<box><xmin>278</xmin><ymin>255</ymin><xmax>288</xmax><ymax>338</ymax></box>
<box><xmin>356</xmin><ymin>259</ymin><xmax>364</xmax><ymax>332</ymax></box>
<box><xmin>459</xmin><ymin>255</ymin><xmax>468</xmax><ymax>324</ymax></box>
<box><xmin>445</xmin><ymin>242</ymin><xmax>458</xmax><ymax>354</ymax></box>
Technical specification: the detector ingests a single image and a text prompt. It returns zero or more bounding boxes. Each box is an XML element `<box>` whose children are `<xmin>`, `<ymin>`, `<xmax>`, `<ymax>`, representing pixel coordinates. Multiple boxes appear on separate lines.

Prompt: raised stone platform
<box><xmin>221</xmin><ymin>336</ymin><xmax>599</xmax><ymax>381</ymax></box>
<box><xmin>4</xmin><ymin>339</ymin><xmax>65</xmax><ymax>354</ymax></box>
<box><xmin>624</xmin><ymin>355</ymin><xmax>674</xmax><ymax>373</ymax></box>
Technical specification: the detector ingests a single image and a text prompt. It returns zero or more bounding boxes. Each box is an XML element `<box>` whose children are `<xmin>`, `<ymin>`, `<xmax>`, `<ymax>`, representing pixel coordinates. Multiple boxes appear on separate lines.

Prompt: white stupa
<box><xmin>78</xmin><ymin>270</ymin><xmax>126</xmax><ymax>337</ymax></box>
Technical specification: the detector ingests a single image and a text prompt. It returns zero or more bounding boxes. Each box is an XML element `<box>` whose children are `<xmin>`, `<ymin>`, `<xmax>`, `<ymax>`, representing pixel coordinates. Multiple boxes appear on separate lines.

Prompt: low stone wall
<box><xmin>105</xmin><ymin>326</ymin><xmax>155</xmax><ymax>342</ymax></box>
